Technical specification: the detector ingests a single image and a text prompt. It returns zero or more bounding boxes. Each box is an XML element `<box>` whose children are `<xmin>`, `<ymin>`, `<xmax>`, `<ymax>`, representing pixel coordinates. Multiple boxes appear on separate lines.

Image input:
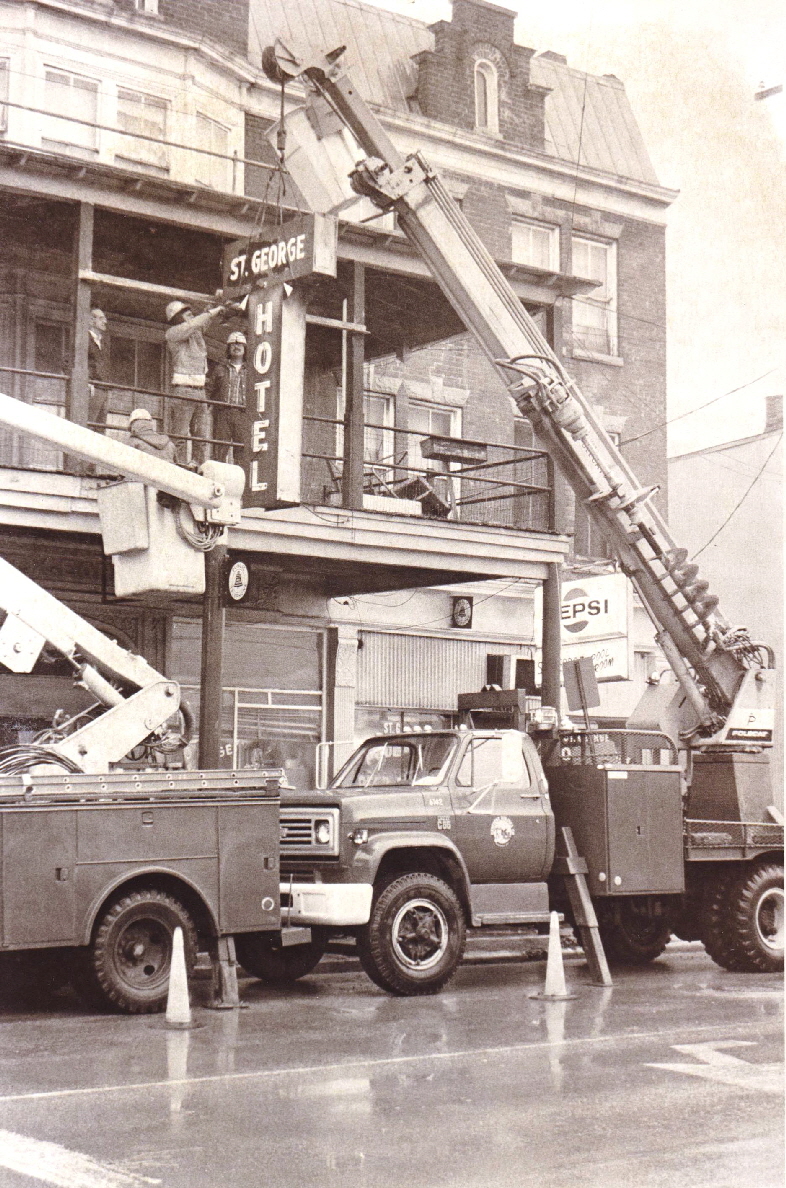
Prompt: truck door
<box><xmin>449</xmin><ymin>733</ymin><xmax>552</xmax><ymax>883</ymax></box>
<box><xmin>2</xmin><ymin>809</ymin><xmax>77</xmax><ymax>945</ymax></box>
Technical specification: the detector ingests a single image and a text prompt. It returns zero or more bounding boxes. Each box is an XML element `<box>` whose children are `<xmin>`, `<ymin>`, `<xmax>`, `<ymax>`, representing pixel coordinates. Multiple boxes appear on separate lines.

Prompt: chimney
<box><xmin>765</xmin><ymin>395</ymin><xmax>783</xmax><ymax>433</ymax></box>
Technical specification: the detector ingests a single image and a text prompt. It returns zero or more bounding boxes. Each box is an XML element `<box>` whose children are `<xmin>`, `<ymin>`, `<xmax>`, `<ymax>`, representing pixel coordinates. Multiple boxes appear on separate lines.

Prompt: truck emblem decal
<box><xmin>491</xmin><ymin>816</ymin><xmax>515</xmax><ymax>847</ymax></box>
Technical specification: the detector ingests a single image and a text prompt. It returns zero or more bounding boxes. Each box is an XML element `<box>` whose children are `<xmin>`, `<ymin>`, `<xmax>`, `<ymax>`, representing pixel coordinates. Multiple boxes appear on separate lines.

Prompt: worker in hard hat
<box><xmin>208</xmin><ymin>331</ymin><xmax>247</xmax><ymax>463</ymax></box>
<box><xmin>127</xmin><ymin>407</ymin><xmax>178</xmax><ymax>463</ymax></box>
<box><xmin>164</xmin><ymin>298</ymin><xmax>228</xmax><ymax>466</ymax></box>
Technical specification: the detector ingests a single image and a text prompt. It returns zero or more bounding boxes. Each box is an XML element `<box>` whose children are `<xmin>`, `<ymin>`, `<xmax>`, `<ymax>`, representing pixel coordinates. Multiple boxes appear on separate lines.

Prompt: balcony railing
<box><xmin>0</xmin><ymin>374</ymin><xmax>556</xmax><ymax>534</ymax></box>
<box><xmin>302</xmin><ymin>413</ymin><xmax>555</xmax><ymax>532</ymax></box>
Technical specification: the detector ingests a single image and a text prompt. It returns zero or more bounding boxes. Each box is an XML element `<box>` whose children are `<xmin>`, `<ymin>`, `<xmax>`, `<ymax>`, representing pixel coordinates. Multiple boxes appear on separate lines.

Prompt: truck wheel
<box><xmin>86</xmin><ymin>888</ymin><xmax>197</xmax><ymax>1014</ymax></box>
<box><xmin>234</xmin><ymin>932</ymin><xmax>327</xmax><ymax>984</ymax></box>
<box><xmin>598</xmin><ymin>898</ymin><xmax>671</xmax><ymax>964</ymax></box>
<box><xmin>357</xmin><ymin>873</ymin><xmax>466</xmax><ymax>996</ymax></box>
<box><xmin>702</xmin><ymin>861</ymin><xmax>784</xmax><ymax>974</ymax></box>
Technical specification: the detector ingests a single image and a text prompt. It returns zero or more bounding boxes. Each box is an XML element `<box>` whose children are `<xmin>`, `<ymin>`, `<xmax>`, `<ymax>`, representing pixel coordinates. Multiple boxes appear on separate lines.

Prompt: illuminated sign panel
<box><xmin>243</xmin><ymin>285</ymin><xmax>305</xmax><ymax>509</ymax></box>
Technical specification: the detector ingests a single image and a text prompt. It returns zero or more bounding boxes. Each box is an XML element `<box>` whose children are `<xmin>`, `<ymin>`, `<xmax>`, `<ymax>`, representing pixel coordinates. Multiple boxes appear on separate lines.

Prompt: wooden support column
<box><xmin>198</xmin><ymin>543</ymin><xmax>227</xmax><ymax>770</ymax></box>
<box><xmin>70</xmin><ymin>202</ymin><xmax>94</xmax><ymax>428</ymax></box>
<box><xmin>541</xmin><ymin>562</ymin><xmax>562</xmax><ymax>713</ymax></box>
<box><xmin>342</xmin><ymin>261</ymin><xmax>365</xmax><ymax>510</ymax></box>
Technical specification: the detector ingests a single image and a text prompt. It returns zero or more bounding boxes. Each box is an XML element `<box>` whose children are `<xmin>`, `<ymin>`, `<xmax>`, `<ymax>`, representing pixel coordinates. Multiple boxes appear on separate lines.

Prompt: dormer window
<box><xmin>474</xmin><ymin>59</ymin><xmax>499</xmax><ymax>136</ymax></box>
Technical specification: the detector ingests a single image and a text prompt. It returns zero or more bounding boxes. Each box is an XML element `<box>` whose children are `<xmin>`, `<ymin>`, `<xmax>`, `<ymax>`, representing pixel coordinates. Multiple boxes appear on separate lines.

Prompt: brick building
<box><xmin>0</xmin><ymin>0</ymin><xmax>675</xmax><ymax>774</ymax></box>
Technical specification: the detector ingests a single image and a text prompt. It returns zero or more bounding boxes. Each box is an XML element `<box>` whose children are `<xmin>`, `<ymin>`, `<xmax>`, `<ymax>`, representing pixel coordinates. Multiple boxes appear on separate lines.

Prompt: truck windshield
<box><xmin>333</xmin><ymin>735</ymin><xmax>457</xmax><ymax>789</ymax></box>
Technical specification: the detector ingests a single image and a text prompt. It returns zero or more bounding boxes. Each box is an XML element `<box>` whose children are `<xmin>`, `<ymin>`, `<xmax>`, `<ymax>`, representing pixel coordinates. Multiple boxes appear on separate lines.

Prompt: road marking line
<box><xmin>0</xmin><ymin>1130</ymin><xmax>161</xmax><ymax>1188</ymax></box>
<box><xmin>0</xmin><ymin>1021</ymin><xmax>773</xmax><ymax>1105</ymax></box>
<box><xmin>647</xmin><ymin>1041</ymin><xmax>784</xmax><ymax>1094</ymax></box>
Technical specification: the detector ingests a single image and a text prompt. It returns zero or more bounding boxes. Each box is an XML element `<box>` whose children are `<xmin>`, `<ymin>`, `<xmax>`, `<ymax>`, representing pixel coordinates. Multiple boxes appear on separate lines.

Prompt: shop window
<box><xmin>571</xmin><ymin>235</ymin><xmax>618</xmax><ymax>356</ymax></box>
<box><xmin>194</xmin><ymin>113</ymin><xmax>231</xmax><ymax>191</ymax></box>
<box><xmin>511</xmin><ymin>219</ymin><xmax>559</xmax><ymax>271</ymax></box>
<box><xmin>0</xmin><ymin>59</ymin><xmax>9</xmax><ymax>134</ymax></box>
<box><xmin>116</xmin><ymin>87</ymin><xmax>168</xmax><ymax>172</ymax></box>
<box><xmin>474</xmin><ymin>60</ymin><xmax>499</xmax><ymax>136</ymax></box>
<box><xmin>42</xmin><ymin>67</ymin><xmax>99</xmax><ymax>154</ymax></box>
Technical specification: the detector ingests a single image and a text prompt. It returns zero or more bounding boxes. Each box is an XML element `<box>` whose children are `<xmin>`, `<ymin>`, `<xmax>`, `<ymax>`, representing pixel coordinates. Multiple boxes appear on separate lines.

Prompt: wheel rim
<box><xmin>391</xmin><ymin>898</ymin><xmax>449</xmax><ymax>971</ymax></box>
<box><xmin>755</xmin><ymin>887</ymin><xmax>784</xmax><ymax>953</ymax></box>
<box><xmin>113</xmin><ymin>918</ymin><xmax>172</xmax><ymax>991</ymax></box>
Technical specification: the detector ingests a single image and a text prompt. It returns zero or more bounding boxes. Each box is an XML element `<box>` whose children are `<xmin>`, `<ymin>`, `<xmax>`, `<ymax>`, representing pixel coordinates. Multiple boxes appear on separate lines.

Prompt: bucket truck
<box><xmin>237</xmin><ymin>40</ymin><xmax>782</xmax><ymax>996</ymax></box>
<box><xmin>0</xmin><ymin>394</ymin><xmax>281</xmax><ymax>1012</ymax></box>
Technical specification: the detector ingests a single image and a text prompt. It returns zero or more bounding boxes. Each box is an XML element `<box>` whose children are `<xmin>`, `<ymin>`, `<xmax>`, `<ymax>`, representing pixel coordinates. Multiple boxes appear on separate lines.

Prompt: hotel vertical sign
<box><xmin>245</xmin><ymin>284</ymin><xmax>306</xmax><ymax>509</ymax></box>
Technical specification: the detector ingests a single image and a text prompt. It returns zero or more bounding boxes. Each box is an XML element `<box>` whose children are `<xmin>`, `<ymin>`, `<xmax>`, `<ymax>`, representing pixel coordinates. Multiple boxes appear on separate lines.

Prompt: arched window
<box><xmin>474</xmin><ymin>59</ymin><xmax>499</xmax><ymax>135</ymax></box>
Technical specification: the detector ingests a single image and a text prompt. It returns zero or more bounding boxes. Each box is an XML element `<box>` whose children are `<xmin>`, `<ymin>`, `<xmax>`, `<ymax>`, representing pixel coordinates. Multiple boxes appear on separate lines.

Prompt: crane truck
<box><xmin>0</xmin><ymin>397</ymin><xmax>282</xmax><ymax>1013</ymax></box>
<box><xmin>233</xmin><ymin>38</ymin><xmax>783</xmax><ymax>996</ymax></box>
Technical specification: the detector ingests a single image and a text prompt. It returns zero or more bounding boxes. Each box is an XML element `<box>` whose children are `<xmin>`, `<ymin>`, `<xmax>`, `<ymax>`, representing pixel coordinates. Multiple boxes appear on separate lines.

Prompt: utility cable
<box><xmin>691</xmin><ymin>431</ymin><xmax>782</xmax><ymax>560</ymax></box>
<box><xmin>619</xmin><ymin>369</ymin><xmax>779</xmax><ymax>447</ymax></box>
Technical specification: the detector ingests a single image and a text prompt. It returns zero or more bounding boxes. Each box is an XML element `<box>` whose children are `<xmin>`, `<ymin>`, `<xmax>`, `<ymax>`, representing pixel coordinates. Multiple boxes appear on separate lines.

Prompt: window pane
<box><xmin>0</xmin><ymin>59</ymin><xmax>8</xmax><ymax>134</ymax></box>
<box><xmin>43</xmin><ymin>68</ymin><xmax>97</xmax><ymax>150</ymax></box>
<box><xmin>34</xmin><ymin>323</ymin><xmax>66</xmax><ymax>373</ymax></box>
<box><xmin>137</xmin><ymin>340</ymin><xmax>164</xmax><ymax>392</ymax></box>
<box><xmin>511</xmin><ymin>221</ymin><xmax>556</xmax><ymax>270</ymax></box>
<box><xmin>117</xmin><ymin>88</ymin><xmax>167</xmax><ymax>168</ymax></box>
<box><xmin>108</xmin><ymin>336</ymin><xmax>136</xmax><ymax>387</ymax></box>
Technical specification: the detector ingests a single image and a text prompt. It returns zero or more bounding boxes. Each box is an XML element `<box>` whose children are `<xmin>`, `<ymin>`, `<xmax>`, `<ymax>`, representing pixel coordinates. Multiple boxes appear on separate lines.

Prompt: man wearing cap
<box><xmin>128</xmin><ymin>407</ymin><xmax>178</xmax><ymax>463</ymax></box>
<box><xmin>164</xmin><ymin>299</ymin><xmax>227</xmax><ymax>465</ymax></box>
<box><xmin>208</xmin><ymin>331</ymin><xmax>247</xmax><ymax>463</ymax></box>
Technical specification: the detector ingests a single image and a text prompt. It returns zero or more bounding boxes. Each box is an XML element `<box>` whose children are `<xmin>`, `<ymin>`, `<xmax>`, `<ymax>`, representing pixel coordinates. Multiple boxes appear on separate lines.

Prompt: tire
<box><xmin>235</xmin><ymin>932</ymin><xmax>327</xmax><ymax>984</ymax></box>
<box><xmin>702</xmin><ymin>861</ymin><xmax>784</xmax><ymax>974</ymax></box>
<box><xmin>597</xmin><ymin>897</ymin><xmax>671</xmax><ymax>965</ymax></box>
<box><xmin>357</xmin><ymin>873</ymin><xmax>466</xmax><ymax>996</ymax></box>
<box><xmin>84</xmin><ymin>888</ymin><xmax>198</xmax><ymax>1014</ymax></box>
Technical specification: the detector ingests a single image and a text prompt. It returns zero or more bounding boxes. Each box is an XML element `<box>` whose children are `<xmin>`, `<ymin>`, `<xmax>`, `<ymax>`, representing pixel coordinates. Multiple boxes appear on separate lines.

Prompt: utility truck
<box><xmin>242</xmin><ymin>39</ymin><xmax>783</xmax><ymax>995</ymax></box>
<box><xmin>0</xmin><ymin>396</ymin><xmax>281</xmax><ymax>1013</ymax></box>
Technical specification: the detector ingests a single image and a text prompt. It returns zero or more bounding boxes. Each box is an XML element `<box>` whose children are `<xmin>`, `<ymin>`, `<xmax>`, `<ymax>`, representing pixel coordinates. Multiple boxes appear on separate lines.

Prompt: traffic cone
<box><xmin>165</xmin><ymin>927</ymin><xmax>193</xmax><ymax>1028</ymax></box>
<box><xmin>530</xmin><ymin>912</ymin><xmax>576</xmax><ymax>1000</ymax></box>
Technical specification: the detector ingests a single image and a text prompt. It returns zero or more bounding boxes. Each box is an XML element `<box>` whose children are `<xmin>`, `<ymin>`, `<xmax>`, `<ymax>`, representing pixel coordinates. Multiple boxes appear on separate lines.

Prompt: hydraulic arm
<box><xmin>263</xmin><ymin>39</ymin><xmax>774</xmax><ymax>747</ymax></box>
<box><xmin>0</xmin><ymin>392</ymin><xmax>246</xmax><ymax>772</ymax></box>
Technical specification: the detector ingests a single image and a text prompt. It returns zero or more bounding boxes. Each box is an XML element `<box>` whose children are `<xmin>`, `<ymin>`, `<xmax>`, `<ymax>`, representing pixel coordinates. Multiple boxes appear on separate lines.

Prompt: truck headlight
<box><xmin>314</xmin><ymin>819</ymin><xmax>332</xmax><ymax>845</ymax></box>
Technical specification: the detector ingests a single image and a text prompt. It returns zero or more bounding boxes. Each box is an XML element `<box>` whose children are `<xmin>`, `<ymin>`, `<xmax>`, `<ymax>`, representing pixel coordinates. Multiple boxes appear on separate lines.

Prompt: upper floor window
<box><xmin>116</xmin><ymin>88</ymin><xmax>168</xmax><ymax>172</ymax></box>
<box><xmin>571</xmin><ymin>235</ymin><xmax>618</xmax><ymax>357</ymax></box>
<box><xmin>363</xmin><ymin>391</ymin><xmax>395</xmax><ymax>466</ymax></box>
<box><xmin>511</xmin><ymin>219</ymin><xmax>559</xmax><ymax>271</ymax></box>
<box><xmin>42</xmin><ymin>67</ymin><xmax>99</xmax><ymax>154</ymax></box>
<box><xmin>474</xmin><ymin>60</ymin><xmax>499</xmax><ymax>136</ymax></box>
<box><xmin>410</xmin><ymin>400</ymin><xmax>461</xmax><ymax>472</ymax></box>
<box><xmin>134</xmin><ymin>0</ymin><xmax>159</xmax><ymax>12</ymax></box>
<box><xmin>0</xmin><ymin>59</ymin><xmax>9</xmax><ymax>134</ymax></box>
<box><xmin>194</xmin><ymin>112</ymin><xmax>230</xmax><ymax>191</ymax></box>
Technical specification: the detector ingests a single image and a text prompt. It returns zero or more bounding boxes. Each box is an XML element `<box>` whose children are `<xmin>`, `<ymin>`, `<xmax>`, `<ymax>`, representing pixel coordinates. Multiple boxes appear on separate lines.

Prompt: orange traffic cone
<box><xmin>165</xmin><ymin>926</ymin><xmax>193</xmax><ymax>1028</ymax></box>
<box><xmin>531</xmin><ymin>911</ymin><xmax>576</xmax><ymax>1000</ymax></box>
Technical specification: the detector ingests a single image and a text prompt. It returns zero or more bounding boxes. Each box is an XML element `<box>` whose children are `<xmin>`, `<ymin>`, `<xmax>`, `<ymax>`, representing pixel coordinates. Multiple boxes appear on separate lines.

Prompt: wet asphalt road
<box><xmin>0</xmin><ymin>945</ymin><xmax>781</xmax><ymax>1188</ymax></box>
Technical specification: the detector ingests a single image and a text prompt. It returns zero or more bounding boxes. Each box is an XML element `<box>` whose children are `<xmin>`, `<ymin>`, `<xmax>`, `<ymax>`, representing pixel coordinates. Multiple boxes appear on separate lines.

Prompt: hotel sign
<box><xmin>243</xmin><ymin>284</ymin><xmax>305</xmax><ymax>509</ymax></box>
<box><xmin>221</xmin><ymin>213</ymin><xmax>336</xmax><ymax>297</ymax></box>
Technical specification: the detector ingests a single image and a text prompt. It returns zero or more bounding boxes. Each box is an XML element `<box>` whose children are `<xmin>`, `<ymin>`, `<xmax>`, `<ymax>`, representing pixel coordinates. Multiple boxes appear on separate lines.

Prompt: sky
<box><xmin>360</xmin><ymin>0</ymin><xmax>786</xmax><ymax>455</ymax></box>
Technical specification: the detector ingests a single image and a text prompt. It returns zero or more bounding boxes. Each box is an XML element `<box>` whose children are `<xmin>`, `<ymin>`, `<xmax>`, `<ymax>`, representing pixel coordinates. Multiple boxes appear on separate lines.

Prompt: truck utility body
<box><xmin>0</xmin><ymin>769</ymin><xmax>280</xmax><ymax>1012</ymax></box>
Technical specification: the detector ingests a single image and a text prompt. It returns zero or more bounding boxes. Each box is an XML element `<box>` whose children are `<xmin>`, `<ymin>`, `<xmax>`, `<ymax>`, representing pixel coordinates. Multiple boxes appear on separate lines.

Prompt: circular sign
<box><xmin>452</xmin><ymin>596</ymin><xmax>473</xmax><ymax>628</ymax></box>
<box><xmin>227</xmin><ymin>560</ymin><xmax>250</xmax><ymax>602</ymax></box>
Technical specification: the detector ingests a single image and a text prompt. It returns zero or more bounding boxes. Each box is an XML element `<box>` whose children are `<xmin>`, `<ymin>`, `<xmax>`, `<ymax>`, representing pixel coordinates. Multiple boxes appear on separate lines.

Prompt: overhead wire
<box><xmin>618</xmin><ymin>368</ymin><xmax>779</xmax><ymax>447</ymax></box>
<box><xmin>691</xmin><ymin>431</ymin><xmax>782</xmax><ymax>560</ymax></box>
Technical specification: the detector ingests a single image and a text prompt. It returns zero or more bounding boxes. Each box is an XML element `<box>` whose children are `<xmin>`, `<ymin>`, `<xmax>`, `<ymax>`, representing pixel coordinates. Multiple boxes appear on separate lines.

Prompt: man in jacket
<box><xmin>164</xmin><ymin>299</ymin><xmax>228</xmax><ymax>465</ymax></box>
<box><xmin>87</xmin><ymin>307</ymin><xmax>109</xmax><ymax>433</ymax></box>
<box><xmin>208</xmin><ymin>331</ymin><xmax>247</xmax><ymax>463</ymax></box>
<box><xmin>127</xmin><ymin>408</ymin><xmax>178</xmax><ymax>463</ymax></box>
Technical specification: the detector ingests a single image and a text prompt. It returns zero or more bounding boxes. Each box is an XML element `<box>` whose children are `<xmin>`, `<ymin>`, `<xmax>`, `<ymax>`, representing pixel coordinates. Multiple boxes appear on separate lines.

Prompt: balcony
<box><xmin>0</xmin><ymin>368</ymin><xmax>567</xmax><ymax>594</ymax></box>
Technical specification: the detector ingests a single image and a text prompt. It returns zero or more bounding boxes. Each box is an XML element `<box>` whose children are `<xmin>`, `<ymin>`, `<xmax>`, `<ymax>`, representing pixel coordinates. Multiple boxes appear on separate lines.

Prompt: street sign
<box><xmin>221</xmin><ymin>213</ymin><xmax>337</xmax><ymax>297</ymax></box>
<box><xmin>243</xmin><ymin>284</ymin><xmax>306</xmax><ymax>509</ymax></box>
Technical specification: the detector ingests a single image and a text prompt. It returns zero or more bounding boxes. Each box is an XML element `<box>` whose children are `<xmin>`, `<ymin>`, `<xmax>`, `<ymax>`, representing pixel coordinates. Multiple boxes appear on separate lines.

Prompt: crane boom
<box><xmin>263</xmin><ymin>39</ymin><xmax>774</xmax><ymax>748</ymax></box>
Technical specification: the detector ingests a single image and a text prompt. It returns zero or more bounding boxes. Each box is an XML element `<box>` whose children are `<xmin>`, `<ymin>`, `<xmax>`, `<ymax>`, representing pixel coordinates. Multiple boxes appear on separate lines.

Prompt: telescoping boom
<box><xmin>262</xmin><ymin>39</ymin><xmax>774</xmax><ymax>751</ymax></box>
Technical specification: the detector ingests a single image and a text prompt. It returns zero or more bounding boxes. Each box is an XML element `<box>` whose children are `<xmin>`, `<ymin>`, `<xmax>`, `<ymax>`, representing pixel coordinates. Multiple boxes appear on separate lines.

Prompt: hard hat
<box><xmin>129</xmin><ymin>408</ymin><xmax>153</xmax><ymax>423</ymax></box>
<box><xmin>166</xmin><ymin>299</ymin><xmax>189</xmax><ymax>322</ymax></box>
<box><xmin>227</xmin><ymin>331</ymin><xmax>247</xmax><ymax>345</ymax></box>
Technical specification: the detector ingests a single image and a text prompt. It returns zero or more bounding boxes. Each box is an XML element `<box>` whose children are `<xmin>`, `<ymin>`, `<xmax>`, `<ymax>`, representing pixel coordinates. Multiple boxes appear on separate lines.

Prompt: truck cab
<box><xmin>245</xmin><ymin>729</ymin><xmax>555</xmax><ymax>995</ymax></box>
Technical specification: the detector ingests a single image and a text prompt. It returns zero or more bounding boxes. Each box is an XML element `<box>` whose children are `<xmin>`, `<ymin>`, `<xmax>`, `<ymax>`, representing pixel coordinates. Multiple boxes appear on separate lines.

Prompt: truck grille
<box><xmin>280</xmin><ymin>809</ymin><xmax>340</xmax><ymax>858</ymax></box>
